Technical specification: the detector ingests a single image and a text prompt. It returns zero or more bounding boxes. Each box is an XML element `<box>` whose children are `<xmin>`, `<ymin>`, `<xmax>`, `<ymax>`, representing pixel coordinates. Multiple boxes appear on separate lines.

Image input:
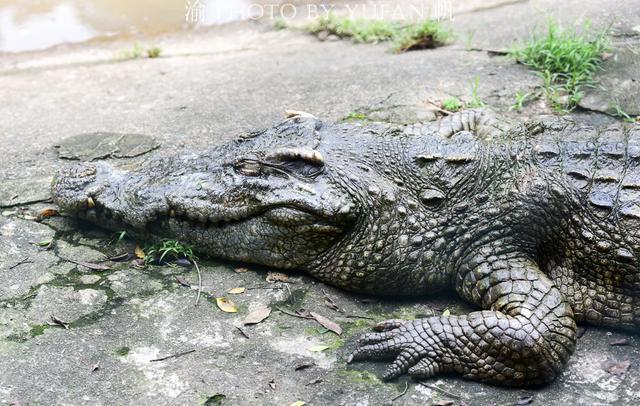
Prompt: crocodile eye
<box><xmin>265</xmin><ymin>148</ymin><xmax>325</xmax><ymax>178</ymax></box>
<box><xmin>233</xmin><ymin>159</ymin><xmax>262</xmax><ymax>176</ymax></box>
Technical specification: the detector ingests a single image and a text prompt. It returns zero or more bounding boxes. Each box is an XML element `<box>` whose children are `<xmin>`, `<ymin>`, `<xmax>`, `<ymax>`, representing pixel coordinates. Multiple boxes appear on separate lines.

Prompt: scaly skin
<box><xmin>51</xmin><ymin>110</ymin><xmax>640</xmax><ymax>387</ymax></box>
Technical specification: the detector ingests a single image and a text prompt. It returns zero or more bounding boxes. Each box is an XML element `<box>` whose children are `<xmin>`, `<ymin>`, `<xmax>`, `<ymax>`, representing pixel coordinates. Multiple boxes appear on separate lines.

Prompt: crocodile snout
<box><xmin>51</xmin><ymin>162</ymin><xmax>111</xmax><ymax>212</ymax></box>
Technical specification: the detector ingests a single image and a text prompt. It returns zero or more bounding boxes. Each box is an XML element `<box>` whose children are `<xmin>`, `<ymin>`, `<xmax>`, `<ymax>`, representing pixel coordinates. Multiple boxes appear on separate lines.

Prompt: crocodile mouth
<box><xmin>77</xmin><ymin>198</ymin><xmax>344</xmax><ymax>233</ymax></box>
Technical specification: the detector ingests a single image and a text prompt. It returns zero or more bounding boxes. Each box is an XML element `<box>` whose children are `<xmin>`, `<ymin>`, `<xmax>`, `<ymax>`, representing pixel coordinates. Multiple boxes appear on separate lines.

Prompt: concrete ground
<box><xmin>0</xmin><ymin>1</ymin><xmax>638</xmax><ymax>405</ymax></box>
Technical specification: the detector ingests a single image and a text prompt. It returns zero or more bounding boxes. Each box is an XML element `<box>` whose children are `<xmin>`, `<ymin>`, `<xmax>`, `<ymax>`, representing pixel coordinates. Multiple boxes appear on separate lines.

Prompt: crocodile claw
<box><xmin>348</xmin><ymin>318</ymin><xmax>443</xmax><ymax>381</ymax></box>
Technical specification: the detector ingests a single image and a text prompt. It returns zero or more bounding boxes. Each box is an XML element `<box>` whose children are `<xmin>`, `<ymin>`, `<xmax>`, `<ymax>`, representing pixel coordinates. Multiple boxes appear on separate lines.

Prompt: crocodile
<box><xmin>51</xmin><ymin>110</ymin><xmax>639</xmax><ymax>387</ymax></box>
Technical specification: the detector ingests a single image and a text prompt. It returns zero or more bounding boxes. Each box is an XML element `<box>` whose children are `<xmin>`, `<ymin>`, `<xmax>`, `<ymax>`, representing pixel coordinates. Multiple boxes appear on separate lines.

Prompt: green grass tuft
<box><xmin>145</xmin><ymin>239</ymin><xmax>197</xmax><ymax>265</ymax></box>
<box><xmin>273</xmin><ymin>18</ymin><xmax>288</xmax><ymax>30</ymax></box>
<box><xmin>511</xmin><ymin>22</ymin><xmax>610</xmax><ymax>110</ymax></box>
<box><xmin>116</xmin><ymin>43</ymin><xmax>164</xmax><ymax>61</ymax></box>
<box><xmin>442</xmin><ymin>96</ymin><xmax>462</xmax><ymax>112</ymax></box>
<box><xmin>466</xmin><ymin>76</ymin><xmax>485</xmax><ymax>108</ymax></box>
<box><xmin>146</xmin><ymin>46</ymin><xmax>162</xmax><ymax>58</ymax></box>
<box><xmin>306</xmin><ymin>13</ymin><xmax>450</xmax><ymax>52</ymax></box>
<box><xmin>509</xmin><ymin>89</ymin><xmax>536</xmax><ymax>112</ymax></box>
<box><xmin>609</xmin><ymin>100</ymin><xmax>636</xmax><ymax>123</ymax></box>
<box><xmin>391</xmin><ymin>19</ymin><xmax>452</xmax><ymax>52</ymax></box>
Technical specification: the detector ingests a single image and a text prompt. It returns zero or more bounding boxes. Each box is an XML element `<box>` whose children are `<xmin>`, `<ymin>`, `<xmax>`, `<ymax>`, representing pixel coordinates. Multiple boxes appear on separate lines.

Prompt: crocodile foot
<box><xmin>348</xmin><ymin>318</ymin><xmax>448</xmax><ymax>380</ymax></box>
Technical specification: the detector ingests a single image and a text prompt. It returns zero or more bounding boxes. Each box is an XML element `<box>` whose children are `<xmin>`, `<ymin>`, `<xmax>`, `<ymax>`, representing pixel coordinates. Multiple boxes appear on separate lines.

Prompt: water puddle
<box><xmin>0</xmin><ymin>0</ymin><xmax>255</xmax><ymax>53</ymax></box>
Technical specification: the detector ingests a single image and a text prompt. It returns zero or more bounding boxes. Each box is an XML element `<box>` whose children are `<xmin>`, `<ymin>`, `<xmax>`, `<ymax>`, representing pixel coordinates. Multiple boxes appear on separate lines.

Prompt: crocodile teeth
<box><xmin>170</xmin><ymin>209</ymin><xmax>176</xmax><ymax>217</ymax></box>
<box><xmin>87</xmin><ymin>197</ymin><xmax>95</xmax><ymax>208</ymax></box>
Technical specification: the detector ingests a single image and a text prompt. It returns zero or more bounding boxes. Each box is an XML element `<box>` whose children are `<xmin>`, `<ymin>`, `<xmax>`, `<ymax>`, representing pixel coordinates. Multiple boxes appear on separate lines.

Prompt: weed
<box><xmin>509</xmin><ymin>89</ymin><xmax>534</xmax><ymax>112</ymax></box>
<box><xmin>146</xmin><ymin>46</ymin><xmax>162</xmax><ymax>58</ymax></box>
<box><xmin>467</xmin><ymin>76</ymin><xmax>485</xmax><ymax>108</ymax></box>
<box><xmin>511</xmin><ymin>21</ymin><xmax>610</xmax><ymax>110</ymax></box>
<box><xmin>145</xmin><ymin>239</ymin><xmax>197</xmax><ymax>265</ymax></box>
<box><xmin>609</xmin><ymin>100</ymin><xmax>636</xmax><ymax>123</ymax></box>
<box><xmin>306</xmin><ymin>13</ymin><xmax>450</xmax><ymax>52</ymax></box>
<box><xmin>307</xmin><ymin>13</ymin><xmax>398</xmax><ymax>43</ymax></box>
<box><xmin>274</xmin><ymin>18</ymin><xmax>287</xmax><ymax>30</ymax></box>
<box><xmin>116</xmin><ymin>43</ymin><xmax>163</xmax><ymax>60</ymax></box>
<box><xmin>116</xmin><ymin>42</ymin><xmax>145</xmax><ymax>60</ymax></box>
<box><xmin>344</xmin><ymin>111</ymin><xmax>367</xmax><ymax>121</ymax></box>
<box><xmin>115</xmin><ymin>346</ymin><xmax>130</xmax><ymax>356</ymax></box>
<box><xmin>392</xmin><ymin>19</ymin><xmax>452</xmax><ymax>52</ymax></box>
<box><xmin>115</xmin><ymin>230</ymin><xmax>127</xmax><ymax>244</ymax></box>
<box><xmin>465</xmin><ymin>29</ymin><xmax>476</xmax><ymax>50</ymax></box>
<box><xmin>442</xmin><ymin>96</ymin><xmax>462</xmax><ymax>112</ymax></box>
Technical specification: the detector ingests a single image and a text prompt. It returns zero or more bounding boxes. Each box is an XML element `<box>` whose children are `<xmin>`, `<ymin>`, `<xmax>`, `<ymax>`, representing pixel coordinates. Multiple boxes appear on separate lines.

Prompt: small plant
<box><xmin>609</xmin><ymin>100</ymin><xmax>636</xmax><ymax>123</ymax></box>
<box><xmin>465</xmin><ymin>30</ymin><xmax>475</xmax><ymax>50</ymax></box>
<box><xmin>306</xmin><ymin>13</ymin><xmax>450</xmax><ymax>52</ymax></box>
<box><xmin>467</xmin><ymin>76</ymin><xmax>485</xmax><ymax>108</ymax></box>
<box><xmin>307</xmin><ymin>13</ymin><xmax>398</xmax><ymax>43</ymax></box>
<box><xmin>116</xmin><ymin>43</ymin><xmax>163</xmax><ymax>60</ymax></box>
<box><xmin>116</xmin><ymin>230</ymin><xmax>127</xmax><ymax>244</ymax></box>
<box><xmin>510</xmin><ymin>21</ymin><xmax>610</xmax><ymax>110</ymax></box>
<box><xmin>442</xmin><ymin>96</ymin><xmax>462</xmax><ymax>112</ymax></box>
<box><xmin>510</xmin><ymin>89</ymin><xmax>534</xmax><ymax>112</ymax></box>
<box><xmin>116</xmin><ymin>42</ymin><xmax>145</xmax><ymax>60</ymax></box>
<box><xmin>343</xmin><ymin>111</ymin><xmax>367</xmax><ymax>121</ymax></box>
<box><xmin>274</xmin><ymin>18</ymin><xmax>287</xmax><ymax>30</ymax></box>
<box><xmin>145</xmin><ymin>239</ymin><xmax>197</xmax><ymax>265</ymax></box>
<box><xmin>146</xmin><ymin>46</ymin><xmax>162</xmax><ymax>58</ymax></box>
<box><xmin>392</xmin><ymin>20</ymin><xmax>451</xmax><ymax>52</ymax></box>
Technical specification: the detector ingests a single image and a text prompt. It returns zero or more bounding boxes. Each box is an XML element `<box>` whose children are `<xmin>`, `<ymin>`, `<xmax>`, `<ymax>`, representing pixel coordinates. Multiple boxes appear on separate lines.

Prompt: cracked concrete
<box><xmin>0</xmin><ymin>0</ymin><xmax>638</xmax><ymax>405</ymax></box>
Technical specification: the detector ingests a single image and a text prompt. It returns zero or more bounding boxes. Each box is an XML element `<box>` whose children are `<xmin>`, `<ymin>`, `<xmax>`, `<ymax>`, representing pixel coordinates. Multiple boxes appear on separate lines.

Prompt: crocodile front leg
<box><xmin>348</xmin><ymin>249</ymin><xmax>577</xmax><ymax>386</ymax></box>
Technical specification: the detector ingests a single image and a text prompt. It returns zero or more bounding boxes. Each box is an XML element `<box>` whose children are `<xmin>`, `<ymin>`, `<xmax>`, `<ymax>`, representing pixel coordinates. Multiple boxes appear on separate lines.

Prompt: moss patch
<box><xmin>115</xmin><ymin>346</ymin><xmax>130</xmax><ymax>356</ymax></box>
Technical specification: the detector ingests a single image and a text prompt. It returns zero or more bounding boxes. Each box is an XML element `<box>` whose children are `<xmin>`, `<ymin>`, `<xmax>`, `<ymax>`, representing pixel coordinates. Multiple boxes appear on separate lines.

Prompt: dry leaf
<box><xmin>175</xmin><ymin>258</ymin><xmax>192</xmax><ymax>267</ymax></box>
<box><xmin>602</xmin><ymin>359</ymin><xmax>631</xmax><ymax>376</ymax></box>
<box><xmin>268</xmin><ymin>379</ymin><xmax>276</xmax><ymax>390</ymax></box>
<box><xmin>310</xmin><ymin>312</ymin><xmax>342</xmax><ymax>335</ymax></box>
<box><xmin>107</xmin><ymin>252</ymin><xmax>130</xmax><ymax>262</ymax></box>
<box><xmin>244</xmin><ymin>307</ymin><xmax>272</xmax><ymax>325</ymax></box>
<box><xmin>39</xmin><ymin>208</ymin><xmax>59</xmax><ymax>218</ymax></box>
<box><xmin>305</xmin><ymin>378</ymin><xmax>323</xmax><ymax>386</ymax></box>
<box><xmin>175</xmin><ymin>276</ymin><xmax>191</xmax><ymax>287</ymax></box>
<box><xmin>228</xmin><ymin>287</ymin><xmax>246</xmax><ymax>294</ymax></box>
<box><xmin>234</xmin><ymin>267</ymin><xmax>249</xmax><ymax>273</ymax></box>
<box><xmin>308</xmin><ymin>345</ymin><xmax>329</xmax><ymax>352</ymax></box>
<box><xmin>324</xmin><ymin>299</ymin><xmax>339</xmax><ymax>312</ymax></box>
<box><xmin>609</xmin><ymin>338</ymin><xmax>629</xmax><ymax>346</ymax></box>
<box><xmin>91</xmin><ymin>362</ymin><xmax>100</xmax><ymax>372</ymax></box>
<box><xmin>294</xmin><ymin>361</ymin><xmax>315</xmax><ymax>371</ymax></box>
<box><xmin>236</xmin><ymin>326</ymin><xmax>250</xmax><ymax>339</ymax></box>
<box><xmin>288</xmin><ymin>401</ymin><xmax>306</xmax><ymax>406</ymax></box>
<box><xmin>60</xmin><ymin>256</ymin><xmax>111</xmax><ymax>271</ymax></box>
<box><xmin>216</xmin><ymin>297</ymin><xmax>238</xmax><ymax>313</ymax></box>
<box><xmin>134</xmin><ymin>245</ymin><xmax>145</xmax><ymax>259</ymax></box>
<box><xmin>266</xmin><ymin>271</ymin><xmax>290</xmax><ymax>283</ymax></box>
<box><xmin>49</xmin><ymin>314</ymin><xmax>69</xmax><ymax>329</ymax></box>
<box><xmin>516</xmin><ymin>395</ymin><xmax>534</xmax><ymax>405</ymax></box>
<box><xmin>435</xmin><ymin>401</ymin><xmax>454</xmax><ymax>406</ymax></box>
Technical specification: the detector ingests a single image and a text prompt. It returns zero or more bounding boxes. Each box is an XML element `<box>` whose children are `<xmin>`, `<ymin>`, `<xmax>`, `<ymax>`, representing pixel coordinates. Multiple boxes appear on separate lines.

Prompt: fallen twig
<box><xmin>420</xmin><ymin>383</ymin><xmax>461</xmax><ymax>399</ymax></box>
<box><xmin>286</xmin><ymin>284</ymin><xmax>294</xmax><ymax>305</ymax></box>
<box><xmin>426</xmin><ymin>100</ymin><xmax>456</xmax><ymax>116</ymax></box>
<box><xmin>194</xmin><ymin>260</ymin><xmax>202</xmax><ymax>307</ymax></box>
<box><xmin>49</xmin><ymin>314</ymin><xmax>69</xmax><ymax>329</ymax></box>
<box><xmin>391</xmin><ymin>381</ymin><xmax>409</xmax><ymax>402</ymax></box>
<box><xmin>59</xmin><ymin>256</ymin><xmax>110</xmax><ymax>271</ymax></box>
<box><xmin>236</xmin><ymin>326</ymin><xmax>250</xmax><ymax>339</ymax></box>
<box><xmin>8</xmin><ymin>257</ymin><xmax>32</xmax><ymax>270</ymax></box>
<box><xmin>150</xmin><ymin>349</ymin><xmax>196</xmax><ymax>362</ymax></box>
<box><xmin>276</xmin><ymin>307</ymin><xmax>314</xmax><ymax>319</ymax></box>
<box><xmin>344</xmin><ymin>314</ymin><xmax>376</xmax><ymax>320</ymax></box>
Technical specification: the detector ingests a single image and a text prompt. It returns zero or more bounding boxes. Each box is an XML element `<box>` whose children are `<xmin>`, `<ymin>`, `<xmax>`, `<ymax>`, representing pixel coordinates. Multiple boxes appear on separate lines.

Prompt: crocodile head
<box><xmin>52</xmin><ymin>116</ymin><xmax>362</xmax><ymax>269</ymax></box>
